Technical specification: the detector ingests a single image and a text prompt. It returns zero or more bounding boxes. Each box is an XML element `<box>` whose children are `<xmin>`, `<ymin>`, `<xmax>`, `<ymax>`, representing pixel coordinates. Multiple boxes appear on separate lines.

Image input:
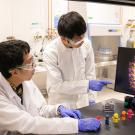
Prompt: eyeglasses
<box><xmin>67</xmin><ymin>38</ymin><xmax>84</xmax><ymax>46</ymax></box>
<box><xmin>9</xmin><ymin>58</ymin><xmax>36</xmax><ymax>73</ymax></box>
<box><xmin>16</xmin><ymin>58</ymin><xmax>36</xmax><ymax>70</ymax></box>
<box><xmin>16</xmin><ymin>62</ymin><xmax>36</xmax><ymax>70</ymax></box>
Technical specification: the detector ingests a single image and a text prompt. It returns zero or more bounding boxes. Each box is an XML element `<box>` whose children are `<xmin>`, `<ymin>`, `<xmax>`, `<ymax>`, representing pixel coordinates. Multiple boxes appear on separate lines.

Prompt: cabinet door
<box><xmin>87</xmin><ymin>3</ymin><xmax>121</xmax><ymax>24</ymax></box>
<box><xmin>0</xmin><ymin>0</ymin><xmax>12</xmax><ymax>41</ymax></box>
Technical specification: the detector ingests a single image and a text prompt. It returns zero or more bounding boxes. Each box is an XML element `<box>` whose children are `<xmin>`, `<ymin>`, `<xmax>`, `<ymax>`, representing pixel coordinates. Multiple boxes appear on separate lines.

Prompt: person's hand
<box><xmin>89</xmin><ymin>80</ymin><xmax>112</xmax><ymax>91</ymax></box>
<box><xmin>58</xmin><ymin>105</ymin><xmax>81</xmax><ymax>119</ymax></box>
<box><xmin>78</xmin><ymin>118</ymin><xmax>101</xmax><ymax>132</ymax></box>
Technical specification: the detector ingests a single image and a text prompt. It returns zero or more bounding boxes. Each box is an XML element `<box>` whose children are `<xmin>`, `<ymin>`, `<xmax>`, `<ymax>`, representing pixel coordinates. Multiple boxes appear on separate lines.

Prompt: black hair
<box><xmin>0</xmin><ymin>40</ymin><xmax>30</xmax><ymax>78</ymax></box>
<box><xmin>57</xmin><ymin>11</ymin><xmax>87</xmax><ymax>39</ymax></box>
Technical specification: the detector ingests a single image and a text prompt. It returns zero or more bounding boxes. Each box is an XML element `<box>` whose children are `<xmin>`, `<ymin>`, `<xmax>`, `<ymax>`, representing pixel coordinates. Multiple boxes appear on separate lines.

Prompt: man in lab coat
<box><xmin>0</xmin><ymin>40</ymin><xmax>101</xmax><ymax>134</ymax></box>
<box><xmin>44</xmin><ymin>11</ymin><xmax>111</xmax><ymax>109</ymax></box>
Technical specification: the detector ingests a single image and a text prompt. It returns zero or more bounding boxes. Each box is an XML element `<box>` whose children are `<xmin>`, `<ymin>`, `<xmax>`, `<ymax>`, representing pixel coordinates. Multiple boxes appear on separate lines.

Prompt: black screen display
<box><xmin>115</xmin><ymin>47</ymin><xmax>135</xmax><ymax>95</ymax></box>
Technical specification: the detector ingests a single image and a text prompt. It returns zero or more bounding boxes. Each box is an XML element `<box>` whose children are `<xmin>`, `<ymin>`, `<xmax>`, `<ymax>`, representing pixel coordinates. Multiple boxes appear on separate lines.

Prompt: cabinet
<box><xmin>87</xmin><ymin>2</ymin><xmax>121</xmax><ymax>24</ymax></box>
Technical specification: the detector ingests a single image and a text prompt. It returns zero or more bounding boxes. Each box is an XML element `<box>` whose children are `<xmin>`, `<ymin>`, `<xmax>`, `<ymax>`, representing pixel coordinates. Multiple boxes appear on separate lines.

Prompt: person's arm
<box><xmin>30</xmin><ymin>80</ymin><xmax>60</xmax><ymax>117</ymax></box>
<box><xmin>0</xmin><ymin>94</ymin><xmax>78</xmax><ymax>134</ymax></box>
<box><xmin>29</xmin><ymin>80</ymin><xmax>81</xmax><ymax>119</ymax></box>
<box><xmin>44</xmin><ymin>49</ymin><xmax>88</xmax><ymax>95</ymax></box>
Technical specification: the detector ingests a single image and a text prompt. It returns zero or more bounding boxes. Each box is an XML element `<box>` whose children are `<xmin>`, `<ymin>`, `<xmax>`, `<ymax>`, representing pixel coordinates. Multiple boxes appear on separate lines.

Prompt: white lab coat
<box><xmin>0</xmin><ymin>73</ymin><xmax>78</xmax><ymax>135</ymax></box>
<box><xmin>44</xmin><ymin>37</ymin><xmax>96</xmax><ymax>109</ymax></box>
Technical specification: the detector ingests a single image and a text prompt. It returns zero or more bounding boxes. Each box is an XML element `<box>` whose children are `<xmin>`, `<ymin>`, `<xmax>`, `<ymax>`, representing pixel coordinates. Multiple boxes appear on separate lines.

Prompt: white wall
<box><xmin>0</xmin><ymin>0</ymin><xmax>12</xmax><ymax>41</ymax></box>
<box><xmin>12</xmin><ymin>0</ymin><xmax>48</xmax><ymax>53</ymax></box>
<box><xmin>0</xmin><ymin>0</ymin><xmax>48</xmax><ymax>53</ymax></box>
<box><xmin>0</xmin><ymin>0</ymin><xmax>68</xmax><ymax>53</ymax></box>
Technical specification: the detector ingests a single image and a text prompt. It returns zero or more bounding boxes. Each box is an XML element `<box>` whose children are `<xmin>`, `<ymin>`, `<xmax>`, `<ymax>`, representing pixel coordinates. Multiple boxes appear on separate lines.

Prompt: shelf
<box><xmin>95</xmin><ymin>60</ymin><xmax>117</xmax><ymax>67</ymax></box>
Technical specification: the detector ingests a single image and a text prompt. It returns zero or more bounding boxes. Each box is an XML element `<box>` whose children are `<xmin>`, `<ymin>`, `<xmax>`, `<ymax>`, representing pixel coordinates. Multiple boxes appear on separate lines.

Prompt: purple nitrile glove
<box><xmin>78</xmin><ymin>118</ymin><xmax>101</xmax><ymax>132</ymax></box>
<box><xmin>58</xmin><ymin>105</ymin><xmax>81</xmax><ymax>119</ymax></box>
<box><xmin>89</xmin><ymin>80</ymin><xmax>112</xmax><ymax>91</ymax></box>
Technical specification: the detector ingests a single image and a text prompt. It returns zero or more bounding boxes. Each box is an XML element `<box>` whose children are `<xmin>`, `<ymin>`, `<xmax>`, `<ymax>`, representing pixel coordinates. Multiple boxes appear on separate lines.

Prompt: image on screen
<box><xmin>114</xmin><ymin>47</ymin><xmax>135</xmax><ymax>95</ymax></box>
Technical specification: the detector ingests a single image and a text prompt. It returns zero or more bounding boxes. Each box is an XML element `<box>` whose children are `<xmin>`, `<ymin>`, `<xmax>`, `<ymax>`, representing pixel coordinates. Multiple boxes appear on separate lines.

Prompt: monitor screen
<box><xmin>114</xmin><ymin>47</ymin><xmax>135</xmax><ymax>96</ymax></box>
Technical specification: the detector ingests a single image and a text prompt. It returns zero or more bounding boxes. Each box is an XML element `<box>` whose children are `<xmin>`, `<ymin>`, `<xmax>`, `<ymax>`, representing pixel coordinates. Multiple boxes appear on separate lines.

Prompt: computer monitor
<box><xmin>114</xmin><ymin>47</ymin><xmax>135</xmax><ymax>96</ymax></box>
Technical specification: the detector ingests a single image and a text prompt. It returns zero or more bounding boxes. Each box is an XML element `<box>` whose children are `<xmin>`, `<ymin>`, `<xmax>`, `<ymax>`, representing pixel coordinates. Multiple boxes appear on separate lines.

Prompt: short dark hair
<box><xmin>0</xmin><ymin>40</ymin><xmax>30</xmax><ymax>78</ymax></box>
<box><xmin>57</xmin><ymin>11</ymin><xmax>87</xmax><ymax>39</ymax></box>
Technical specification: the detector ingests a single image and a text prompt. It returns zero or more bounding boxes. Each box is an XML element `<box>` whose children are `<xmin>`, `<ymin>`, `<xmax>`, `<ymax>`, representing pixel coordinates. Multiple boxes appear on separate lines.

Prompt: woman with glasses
<box><xmin>0</xmin><ymin>40</ymin><xmax>101</xmax><ymax>134</ymax></box>
<box><xmin>44</xmin><ymin>11</ymin><xmax>111</xmax><ymax>109</ymax></box>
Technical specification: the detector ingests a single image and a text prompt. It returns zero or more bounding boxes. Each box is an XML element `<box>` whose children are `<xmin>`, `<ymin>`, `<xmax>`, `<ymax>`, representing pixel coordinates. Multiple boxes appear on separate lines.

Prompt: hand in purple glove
<box><xmin>89</xmin><ymin>80</ymin><xmax>112</xmax><ymax>91</ymax></box>
<box><xmin>78</xmin><ymin>118</ymin><xmax>101</xmax><ymax>132</ymax></box>
<box><xmin>58</xmin><ymin>105</ymin><xmax>81</xmax><ymax>119</ymax></box>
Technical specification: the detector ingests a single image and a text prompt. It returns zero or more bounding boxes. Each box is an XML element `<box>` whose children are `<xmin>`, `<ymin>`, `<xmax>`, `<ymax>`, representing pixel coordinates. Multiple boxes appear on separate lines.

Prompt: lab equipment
<box><xmin>103</xmin><ymin>101</ymin><xmax>115</xmax><ymax>113</ymax></box>
<box><xmin>89</xmin><ymin>80</ymin><xmax>112</xmax><ymax>91</ymax></box>
<box><xmin>78</xmin><ymin>118</ymin><xmax>100</xmax><ymax>132</ymax></box>
<box><xmin>58</xmin><ymin>105</ymin><xmax>81</xmax><ymax>119</ymax></box>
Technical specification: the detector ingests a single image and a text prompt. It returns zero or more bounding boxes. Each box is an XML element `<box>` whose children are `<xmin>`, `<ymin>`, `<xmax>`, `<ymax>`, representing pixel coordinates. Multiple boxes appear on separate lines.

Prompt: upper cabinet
<box><xmin>87</xmin><ymin>3</ymin><xmax>122</xmax><ymax>25</ymax></box>
<box><xmin>68</xmin><ymin>1</ymin><xmax>122</xmax><ymax>25</ymax></box>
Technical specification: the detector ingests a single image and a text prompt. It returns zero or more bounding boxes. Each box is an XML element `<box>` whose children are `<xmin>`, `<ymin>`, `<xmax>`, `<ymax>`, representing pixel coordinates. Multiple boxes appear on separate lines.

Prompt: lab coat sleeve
<box><xmin>85</xmin><ymin>40</ymin><xmax>96</xmax><ymax>80</ymax></box>
<box><xmin>0</xmin><ymin>94</ymin><xmax>78</xmax><ymax>134</ymax></box>
<box><xmin>30</xmin><ymin>81</ymin><xmax>64</xmax><ymax>117</ymax></box>
<box><xmin>44</xmin><ymin>49</ymin><xmax>88</xmax><ymax>95</ymax></box>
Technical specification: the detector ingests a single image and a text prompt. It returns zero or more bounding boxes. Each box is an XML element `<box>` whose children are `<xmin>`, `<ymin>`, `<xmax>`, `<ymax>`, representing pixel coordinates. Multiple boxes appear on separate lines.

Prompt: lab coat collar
<box><xmin>0</xmin><ymin>73</ymin><xmax>31</xmax><ymax>111</ymax></box>
<box><xmin>0</xmin><ymin>72</ymin><xmax>17</xmax><ymax>99</ymax></box>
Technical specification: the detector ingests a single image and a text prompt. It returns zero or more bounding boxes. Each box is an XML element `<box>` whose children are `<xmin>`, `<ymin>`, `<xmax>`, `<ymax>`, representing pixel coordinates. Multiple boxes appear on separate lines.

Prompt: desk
<box><xmin>78</xmin><ymin>98</ymin><xmax>135</xmax><ymax>135</ymax></box>
<box><xmin>10</xmin><ymin>99</ymin><xmax>135</xmax><ymax>135</ymax></box>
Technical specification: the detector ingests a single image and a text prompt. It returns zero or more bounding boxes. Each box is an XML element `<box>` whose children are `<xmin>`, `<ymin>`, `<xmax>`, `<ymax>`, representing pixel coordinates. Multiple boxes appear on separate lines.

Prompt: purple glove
<box><xmin>58</xmin><ymin>105</ymin><xmax>81</xmax><ymax>119</ymax></box>
<box><xmin>78</xmin><ymin>118</ymin><xmax>101</xmax><ymax>132</ymax></box>
<box><xmin>89</xmin><ymin>80</ymin><xmax>112</xmax><ymax>91</ymax></box>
